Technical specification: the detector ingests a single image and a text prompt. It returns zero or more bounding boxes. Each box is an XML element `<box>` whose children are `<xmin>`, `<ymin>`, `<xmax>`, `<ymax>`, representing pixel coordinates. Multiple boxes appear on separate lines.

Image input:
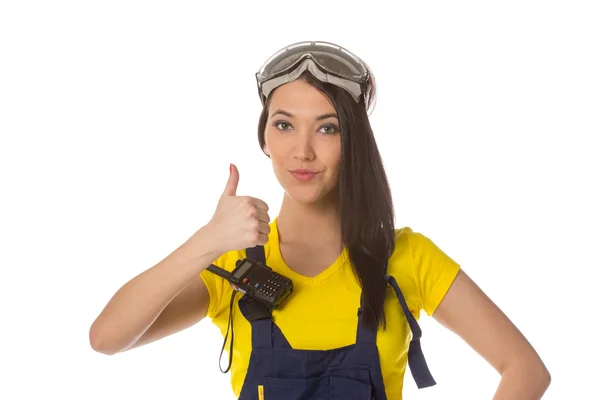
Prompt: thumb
<box><xmin>223</xmin><ymin>163</ymin><xmax>239</xmax><ymax>197</ymax></box>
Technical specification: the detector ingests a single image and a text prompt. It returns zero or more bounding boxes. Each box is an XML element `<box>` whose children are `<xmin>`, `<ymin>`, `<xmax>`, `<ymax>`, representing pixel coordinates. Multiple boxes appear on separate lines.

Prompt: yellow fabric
<box><xmin>199</xmin><ymin>218</ymin><xmax>460</xmax><ymax>399</ymax></box>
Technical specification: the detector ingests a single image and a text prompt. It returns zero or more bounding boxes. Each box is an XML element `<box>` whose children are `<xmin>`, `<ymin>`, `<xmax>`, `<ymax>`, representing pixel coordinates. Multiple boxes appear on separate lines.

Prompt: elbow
<box><xmin>529</xmin><ymin>356</ymin><xmax>551</xmax><ymax>391</ymax></box>
<box><xmin>497</xmin><ymin>350</ymin><xmax>552</xmax><ymax>393</ymax></box>
<box><xmin>505</xmin><ymin>357</ymin><xmax>552</xmax><ymax>394</ymax></box>
<box><xmin>539</xmin><ymin>364</ymin><xmax>552</xmax><ymax>391</ymax></box>
<box><xmin>531</xmin><ymin>365</ymin><xmax>551</xmax><ymax>397</ymax></box>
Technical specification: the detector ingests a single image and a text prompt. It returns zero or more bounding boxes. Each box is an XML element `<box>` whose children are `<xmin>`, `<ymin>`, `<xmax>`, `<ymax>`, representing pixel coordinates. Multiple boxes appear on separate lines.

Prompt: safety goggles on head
<box><xmin>256</xmin><ymin>41</ymin><xmax>375</xmax><ymax>114</ymax></box>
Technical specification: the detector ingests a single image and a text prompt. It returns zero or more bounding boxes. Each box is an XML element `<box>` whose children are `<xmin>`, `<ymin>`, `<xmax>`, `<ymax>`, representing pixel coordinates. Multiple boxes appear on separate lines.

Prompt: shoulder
<box><xmin>384</xmin><ymin>227</ymin><xmax>423</xmax><ymax>313</ymax></box>
<box><xmin>393</xmin><ymin>226</ymin><xmax>433</xmax><ymax>248</ymax></box>
<box><xmin>388</xmin><ymin>226</ymin><xmax>461</xmax><ymax>316</ymax></box>
<box><xmin>388</xmin><ymin>226</ymin><xmax>427</xmax><ymax>272</ymax></box>
<box><xmin>392</xmin><ymin>226</ymin><xmax>459</xmax><ymax>266</ymax></box>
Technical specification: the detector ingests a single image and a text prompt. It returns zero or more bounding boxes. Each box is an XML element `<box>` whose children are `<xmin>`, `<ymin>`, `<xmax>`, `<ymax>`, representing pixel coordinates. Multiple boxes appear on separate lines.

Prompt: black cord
<box><xmin>219</xmin><ymin>289</ymin><xmax>237</xmax><ymax>373</ymax></box>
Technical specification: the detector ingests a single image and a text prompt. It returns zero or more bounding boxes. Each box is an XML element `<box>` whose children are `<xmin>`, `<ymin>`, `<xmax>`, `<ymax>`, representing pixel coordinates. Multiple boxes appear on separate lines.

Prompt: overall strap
<box><xmin>240</xmin><ymin>245</ymin><xmax>272</xmax><ymax>349</ymax></box>
<box><xmin>246</xmin><ymin>245</ymin><xmax>266</xmax><ymax>264</ymax></box>
<box><xmin>238</xmin><ymin>245</ymin><xmax>293</xmax><ymax>350</ymax></box>
<box><xmin>385</xmin><ymin>274</ymin><xmax>436</xmax><ymax>389</ymax></box>
<box><xmin>238</xmin><ymin>297</ymin><xmax>275</xmax><ymax>349</ymax></box>
<box><xmin>218</xmin><ymin>245</ymin><xmax>270</xmax><ymax>372</ymax></box>
<box><xmin>355</xmin><ymin>295</ymin><xmax>377</xmax><ymax>344</ymax></box>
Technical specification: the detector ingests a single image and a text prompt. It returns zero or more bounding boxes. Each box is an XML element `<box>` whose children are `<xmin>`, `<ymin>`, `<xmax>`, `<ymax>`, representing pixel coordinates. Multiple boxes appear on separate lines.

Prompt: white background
<box><xmin>1</xmin><ymin>1</ymin><xmax>598</xmax><ymax>399</ymax></box>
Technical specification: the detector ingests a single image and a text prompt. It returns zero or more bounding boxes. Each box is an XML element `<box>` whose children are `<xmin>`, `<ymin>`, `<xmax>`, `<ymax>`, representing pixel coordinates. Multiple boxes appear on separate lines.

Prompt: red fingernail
<box><xmin>229</xmin><ymin>163</ymin><xmax>232</xmax><ymax>173</ymax></box>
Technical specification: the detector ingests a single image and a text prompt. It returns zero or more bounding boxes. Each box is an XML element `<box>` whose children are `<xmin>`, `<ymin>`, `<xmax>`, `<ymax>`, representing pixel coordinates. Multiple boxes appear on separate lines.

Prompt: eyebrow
<box><xmin>271</xmin><ymin>109</ymin><xmax>338</xmax><ymax>121</ymax></box>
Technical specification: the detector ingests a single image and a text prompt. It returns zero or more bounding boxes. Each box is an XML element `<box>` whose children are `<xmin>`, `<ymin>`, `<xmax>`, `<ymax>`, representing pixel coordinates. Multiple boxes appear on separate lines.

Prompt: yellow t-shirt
<box><xmin>199</xmin><ymin>218</ymin><xmax>460</xmax><ymax>399</ymax></box>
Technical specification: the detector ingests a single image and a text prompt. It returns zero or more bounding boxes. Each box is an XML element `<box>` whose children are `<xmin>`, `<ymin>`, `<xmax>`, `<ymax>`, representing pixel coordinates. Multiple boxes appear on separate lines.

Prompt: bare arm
<box><xmin>433</xmin><ymin>270</ymin><xmax>551</xmax><ymax>399</ymax></box>
<box><xmin>89</xmin><ymin>163</ymin><xmax>271</xmax><ymax>355</ymax></box>
<box><xmin>89</xmin><ymin>224</ymin><xmax>220</xmax><ymax>355</ymax></box>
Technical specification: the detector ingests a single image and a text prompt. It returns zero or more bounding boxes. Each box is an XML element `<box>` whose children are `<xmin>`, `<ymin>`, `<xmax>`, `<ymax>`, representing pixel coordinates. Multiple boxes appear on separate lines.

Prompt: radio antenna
<box><xmin>206</xmin><ymin>264</ymin><xmax>231</xmax><ymax>280</ymax></box>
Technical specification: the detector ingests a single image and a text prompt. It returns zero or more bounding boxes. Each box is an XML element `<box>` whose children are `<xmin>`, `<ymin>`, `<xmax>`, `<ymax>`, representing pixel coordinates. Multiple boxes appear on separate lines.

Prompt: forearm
<box><xmin>492</xmin><ymin>362</ymin><xmax>551</xmax><ymax>400</ymax></box>
<box><xmin>89</xmin><ymin>225</ymin><xmax>221</xmax><ymax>354</ymax></box>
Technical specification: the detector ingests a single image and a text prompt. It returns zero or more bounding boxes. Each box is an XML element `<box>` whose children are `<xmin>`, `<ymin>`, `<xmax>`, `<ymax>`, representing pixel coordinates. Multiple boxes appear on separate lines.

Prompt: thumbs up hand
<box><xmin>207</xmin><ymin>164</ymin><xmax>271</xmax><ymax>255</ymax></box>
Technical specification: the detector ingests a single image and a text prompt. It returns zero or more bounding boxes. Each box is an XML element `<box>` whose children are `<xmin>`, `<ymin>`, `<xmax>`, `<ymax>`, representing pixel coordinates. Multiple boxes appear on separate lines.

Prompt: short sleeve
<box><xmin>404</xmin><ymin>229</ymin><xmax>461</xmax><ymax>316</ymax></box>
<box><xmin>199</xmin><ymin>249</ymin><xmax>243</xmax><ymax>319</ymax></box>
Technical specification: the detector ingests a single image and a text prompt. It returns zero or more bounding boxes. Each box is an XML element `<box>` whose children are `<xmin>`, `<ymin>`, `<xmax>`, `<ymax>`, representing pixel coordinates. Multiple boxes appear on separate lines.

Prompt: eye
<box><xmin>319</xmin><ymin>124</ymin><xmax>340</xmax><ymax>134</ymax></box>
<box><xmin>273</xmin><ymin>121</ymin><xmax>292</xmax><ymax>131</ymax></box>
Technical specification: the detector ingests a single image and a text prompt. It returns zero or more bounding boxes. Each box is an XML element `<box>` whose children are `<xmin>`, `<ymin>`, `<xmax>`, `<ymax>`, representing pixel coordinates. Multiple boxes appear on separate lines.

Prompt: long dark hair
<box><xmin>257</xmin><ymin>71</ymin><xmax>396</xmax><ymax>331</ymax></box>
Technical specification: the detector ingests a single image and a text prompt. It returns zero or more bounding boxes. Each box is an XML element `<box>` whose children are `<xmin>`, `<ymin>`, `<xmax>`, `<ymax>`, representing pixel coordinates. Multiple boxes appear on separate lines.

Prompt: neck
<box><xmin>276</xmin><ymin>190</ymin><xmax>342</xmax><ymax>248</ymax></box>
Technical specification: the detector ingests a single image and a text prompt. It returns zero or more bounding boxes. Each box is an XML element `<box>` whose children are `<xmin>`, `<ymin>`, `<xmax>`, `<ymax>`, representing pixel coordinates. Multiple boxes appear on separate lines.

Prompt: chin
<box><xmin>285</xmin><ymin>189</ymin><xmax>322</xmax><ymax>204</ymax></box>
<box><xmin>274</xmin><ymin>169</ymin><xmax>338</xmax><ymax>205</ymax></box>
<box><xmin>283</xmin><ymin>183</ymin><xmax>337</xmax><ymax>205</ymax></box>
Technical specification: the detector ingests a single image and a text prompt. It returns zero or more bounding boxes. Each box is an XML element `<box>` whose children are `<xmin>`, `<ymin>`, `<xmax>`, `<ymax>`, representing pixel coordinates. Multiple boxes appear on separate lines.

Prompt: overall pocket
<box><xmin>262</xmin><ymin>375</ymin><xmax>329</xmax><ymax>400</ymax></box>
<box><xmin>328</xmin><ymin>365</ymin><xmax>373</xmax><ymax>400</ymax></box>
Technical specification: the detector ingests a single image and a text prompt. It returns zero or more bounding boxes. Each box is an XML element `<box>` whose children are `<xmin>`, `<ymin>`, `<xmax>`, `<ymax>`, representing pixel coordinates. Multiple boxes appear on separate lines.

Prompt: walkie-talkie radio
<box><xmin>207</xmin><ymin>257</ymin><xmax>294</xmax><ymax>310</ymax></box>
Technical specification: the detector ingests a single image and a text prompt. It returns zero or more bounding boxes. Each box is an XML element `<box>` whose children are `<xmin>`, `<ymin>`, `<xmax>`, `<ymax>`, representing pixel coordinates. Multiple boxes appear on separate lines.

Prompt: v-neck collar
<box><xmin>268</xmin><ymin>217</ymin><xmax>349</xmax><ymax>286</ymax></box>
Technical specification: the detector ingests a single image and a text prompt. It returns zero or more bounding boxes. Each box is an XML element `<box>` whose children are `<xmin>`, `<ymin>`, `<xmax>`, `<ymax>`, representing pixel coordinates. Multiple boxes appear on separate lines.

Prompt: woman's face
<box><xmin>263</xmin><ymin>79</ymin><xmax>342</xmax><ymax>205</ymax></box>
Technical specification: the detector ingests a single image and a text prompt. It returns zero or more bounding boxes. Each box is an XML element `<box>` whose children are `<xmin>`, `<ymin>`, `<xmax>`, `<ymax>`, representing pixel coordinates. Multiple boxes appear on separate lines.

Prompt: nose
<box><xmin>293</xmin><ymin>129</ymin><xmax>316</xmax><ymax>161</ymax></box>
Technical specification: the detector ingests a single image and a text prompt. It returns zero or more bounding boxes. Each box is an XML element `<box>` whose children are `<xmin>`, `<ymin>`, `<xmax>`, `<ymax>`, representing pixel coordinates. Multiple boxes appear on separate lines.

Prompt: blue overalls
<box><xmin>232</xmin><ymin>245</ymin><xmax>435</xmax><ymax>400</ymax></box>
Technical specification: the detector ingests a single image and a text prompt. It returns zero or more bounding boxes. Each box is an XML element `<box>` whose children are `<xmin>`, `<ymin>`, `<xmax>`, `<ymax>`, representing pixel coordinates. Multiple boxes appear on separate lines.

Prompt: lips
<box><xmin>290</xmin><ymin>169</ymin><xmax>318</xmax><ymax>182</ymax></box>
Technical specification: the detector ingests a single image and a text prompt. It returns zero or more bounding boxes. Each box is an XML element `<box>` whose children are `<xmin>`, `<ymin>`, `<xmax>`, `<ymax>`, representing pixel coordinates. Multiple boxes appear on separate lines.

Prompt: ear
<box><xmin>263</xmin><ymin>145</ymin><xmax>270</xmax><ymax>157</ymax></box>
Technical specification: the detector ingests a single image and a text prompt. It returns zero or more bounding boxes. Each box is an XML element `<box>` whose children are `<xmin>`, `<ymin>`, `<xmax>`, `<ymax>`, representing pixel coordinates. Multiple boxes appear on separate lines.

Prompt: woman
<box><xmin>89</xmin><ymin>41</ymin><xmax>551</xmax><ymax>399</ymax></box>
